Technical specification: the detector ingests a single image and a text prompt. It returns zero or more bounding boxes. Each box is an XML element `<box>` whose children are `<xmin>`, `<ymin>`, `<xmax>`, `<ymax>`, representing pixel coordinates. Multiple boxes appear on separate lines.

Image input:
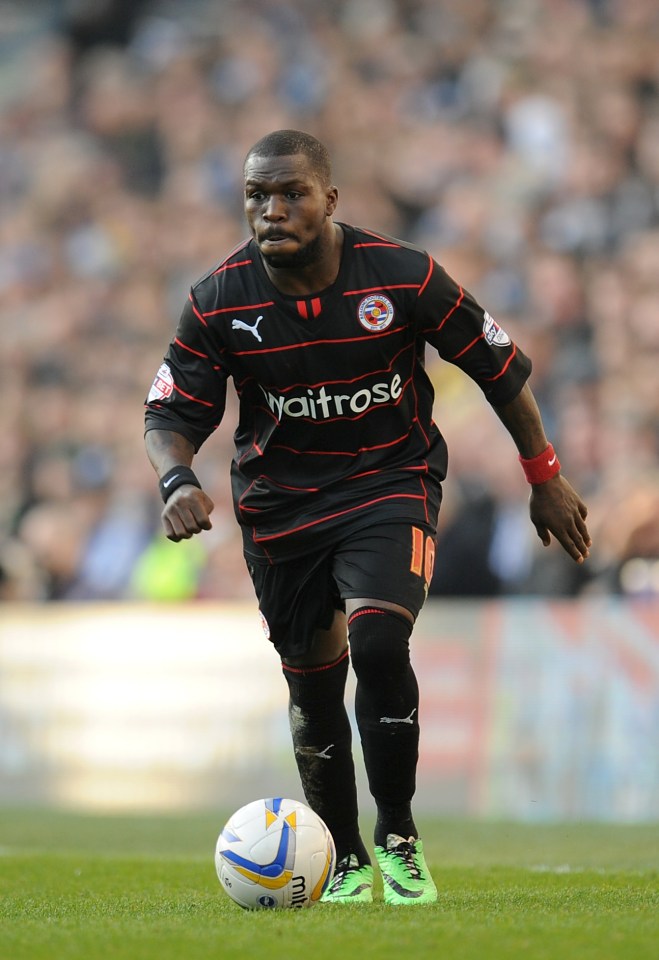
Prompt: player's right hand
<box><xmin>528</xmin><ymin>474</ymin><xmax>591</xmax><ymax>563</ymax></box>
<box><xmin>161</xmin><ymin>485</ymin><xmax>215</xmax><ymax>541</ymax></box>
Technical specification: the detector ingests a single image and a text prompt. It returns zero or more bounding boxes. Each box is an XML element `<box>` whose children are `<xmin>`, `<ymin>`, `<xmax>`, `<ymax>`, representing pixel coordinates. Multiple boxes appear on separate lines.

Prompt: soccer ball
<box><xmin>215</xmin><ymin>797</ymin><xmax>336</xmax><ymax>909</ymax></box>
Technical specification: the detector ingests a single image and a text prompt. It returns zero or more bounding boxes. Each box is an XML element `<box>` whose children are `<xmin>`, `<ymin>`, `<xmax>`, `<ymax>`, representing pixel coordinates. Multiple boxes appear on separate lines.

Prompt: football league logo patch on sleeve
<box><xmin>483</xmin><ymin>311</ymin><xmax>511</xmax><ymax>346</ymax></box>
<box><xmin>148</xmin><ymin>362</ymin><xmax>174</xmax><ymax>402</ymax></box>
<box><xmin>357</xmin><ymin>294</ymin><xmax>395</xmax><ymax>332</ymax></box>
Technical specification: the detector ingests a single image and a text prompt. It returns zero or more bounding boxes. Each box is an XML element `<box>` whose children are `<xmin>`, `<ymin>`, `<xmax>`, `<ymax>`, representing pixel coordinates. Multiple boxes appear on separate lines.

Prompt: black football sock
<box><xmin>348</xmin><ymin>607</ymin><xmax>420</xmax><ymax>849</ymax></box>
<box><xmin>373</xmin><ymin>802</ymin><xmax>418</xmax><ymax>848</ymax></box>
<box><xmin>282</xmin><ymin>650</ymin><xmax>370</xmax><ymax>866</ymax></box>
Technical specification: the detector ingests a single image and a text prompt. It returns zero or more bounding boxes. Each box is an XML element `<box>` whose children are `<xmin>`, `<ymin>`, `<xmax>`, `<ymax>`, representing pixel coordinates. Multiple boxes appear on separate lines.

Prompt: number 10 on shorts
<box><xmin>411</xmin><ymin>526</ymin><xmax>435</xmax><ymax>585</ymax></box>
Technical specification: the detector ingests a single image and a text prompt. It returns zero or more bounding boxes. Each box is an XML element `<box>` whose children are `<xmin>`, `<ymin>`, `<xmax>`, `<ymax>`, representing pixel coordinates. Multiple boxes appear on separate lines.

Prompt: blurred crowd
<box><xmin>1</xmin><ymin>0</ymin><xmax>658</xmax><ymax>603</ymax></box>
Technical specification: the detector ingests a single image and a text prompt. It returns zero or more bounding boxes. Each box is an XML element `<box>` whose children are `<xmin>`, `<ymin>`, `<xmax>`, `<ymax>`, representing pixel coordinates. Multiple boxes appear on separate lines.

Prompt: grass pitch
<box><xmin>0</xmin><ymin>809</ymin><xmax>657</xmax><ymax>960</ymax></box>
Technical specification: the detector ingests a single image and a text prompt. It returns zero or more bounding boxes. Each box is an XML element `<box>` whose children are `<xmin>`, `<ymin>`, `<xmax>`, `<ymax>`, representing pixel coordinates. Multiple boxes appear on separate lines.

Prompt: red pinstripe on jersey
<box><xmin>354</xmin><ymin>241</ymin><xmax>400</xmax><ymax>248</ymax></box>
<box><xmin>451</xmin><ymin>334</ymin><xmax>484</xmax><ymax>360</ymax></box>
<box><xmin>357</xmin><ymin>227</ymin><xmax>402</xmax><ymax>245</ymax></box>
<box><xmin>210</xmin><ymin>239</ymin><xmax>251</xmax><ymax>273</ymax></box>
<box><xmin>202</xmin><ymin>300</ymin><xmax>275</xmax><ymax>318</ymax></box>
<box><xmin>230</xmin><ymin>325</ymin><xmax>405</xmax><ymax>357</ymax></box>
<box><xmin>174</xmin><ymin>337</ymin><xmax>208</xmax><ymax>359</ymax></box>
<box><xmin>266</xmin><ymin>422</ymin><xmax>416</xmax><ymax>457</ymax></box>
<box><xmin>343</xmin><ymin>284</ymin><xmax>420</xmax><ymax>296</ymax></box>
<box><xmin>247</xmin><ymin>341</ymin><xmax>413</xmax><ymax>393</ymax></box>
<box><xmin>483</xmin><ymin>344</ymin><xmax>519</xmax><ymax>381</ymax></box>
<box><xmin>173</xmin><ymin>383</ymin><xmax>215</xmax><ymax>407</ymax></box>
<box><xmin>437</xmin><ymin>286</ymin><xmax>464</xmax><ymax>330</ymax></box>
<box><xmin>188</xmin><ymin>293</ymin><xmax>208</xmax><ymax>327</ymax></box>
<box><xmin>418</xmin><ymin>255</ymin><xmax>434</xmax><ymax>297</ymax></box>
<box><xmin>212</xmin><ymin>258</ymin><xmax>252</xmax><ymax>274</ymax></box>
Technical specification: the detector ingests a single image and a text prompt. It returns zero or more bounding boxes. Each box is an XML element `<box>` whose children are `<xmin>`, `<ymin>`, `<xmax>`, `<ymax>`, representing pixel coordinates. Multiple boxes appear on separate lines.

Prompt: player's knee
<box><xmin>347</xmin><ymin>606</ymin><xmax>413</xmax><ymax>683</ymax></box>
<box><xmin>282</xmin><ymin>648</ymin><xmax>350</xmax><ymax>710</ymax></box>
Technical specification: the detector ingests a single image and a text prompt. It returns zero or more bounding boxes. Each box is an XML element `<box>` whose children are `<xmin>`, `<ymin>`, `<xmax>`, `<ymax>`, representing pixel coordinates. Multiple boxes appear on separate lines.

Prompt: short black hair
<box><xmin>244</xmin><ymin>129</ymin><xmax>332</xmax><ymax>185</ymax></box>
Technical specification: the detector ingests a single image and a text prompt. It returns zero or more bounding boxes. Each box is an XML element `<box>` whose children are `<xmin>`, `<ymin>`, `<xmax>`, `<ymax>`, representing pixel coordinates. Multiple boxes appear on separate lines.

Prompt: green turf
<box><xmin>0</xmin><ymin>810</ymin><xmax>657</xmax><ymax>960</ymax></box>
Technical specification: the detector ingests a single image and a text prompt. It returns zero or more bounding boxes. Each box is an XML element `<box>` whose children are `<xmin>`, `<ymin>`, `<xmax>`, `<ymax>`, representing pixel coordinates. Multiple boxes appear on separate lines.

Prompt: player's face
<box><xmin>244</xmin><ymin>154</ymin><xmax>338</xmax><ymax>270</ymax></box>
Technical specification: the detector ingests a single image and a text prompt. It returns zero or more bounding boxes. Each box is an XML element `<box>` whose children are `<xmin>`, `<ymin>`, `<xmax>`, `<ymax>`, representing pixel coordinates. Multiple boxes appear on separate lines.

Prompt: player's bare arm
<box><xmin>145</xmin><ymin>428</ymin><xmax>214</xmax><ymax>542</ymax></box>
<box><xmin>494</xmin><ymin>384</ymin><xmax>592</xmax><ymax>564</ymax></box>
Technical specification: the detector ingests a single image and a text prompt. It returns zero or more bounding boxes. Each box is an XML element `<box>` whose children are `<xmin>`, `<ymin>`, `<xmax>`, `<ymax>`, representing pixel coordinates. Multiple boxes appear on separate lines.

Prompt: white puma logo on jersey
<box><xmin>380</xmin><ymin>708</ymin><xmax>417</xmax><ymax>725</ymax></box>
<box><xmin>232</xmin><ymin>315</ymin><xmax>263</xmax><ymax>342</ymax></box>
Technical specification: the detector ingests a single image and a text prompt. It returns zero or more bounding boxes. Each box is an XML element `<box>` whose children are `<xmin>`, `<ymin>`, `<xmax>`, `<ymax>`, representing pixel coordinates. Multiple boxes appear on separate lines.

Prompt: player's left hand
<box><xmin>529</xmin><ymin>475</ymin><xmax>591</xmax><ymax>563</ymax></box>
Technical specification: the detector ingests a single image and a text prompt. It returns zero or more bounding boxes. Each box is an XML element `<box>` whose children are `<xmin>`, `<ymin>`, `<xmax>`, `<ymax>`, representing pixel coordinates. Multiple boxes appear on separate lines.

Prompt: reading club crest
<box><xmin>357</xmin><ymin>294</ymin><xmax>395</xmax><ymax>332</ymax></box>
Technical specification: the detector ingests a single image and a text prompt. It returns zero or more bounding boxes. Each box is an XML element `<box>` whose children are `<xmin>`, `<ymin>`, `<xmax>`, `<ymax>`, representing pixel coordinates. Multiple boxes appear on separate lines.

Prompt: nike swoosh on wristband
<box><xmin>548</xmin><ymin>455</ymin><xmax>557</xmax><ymax>466</ymax></box>
<box><xmin>162</xmin><ymin>474</ymin><xmax>180</xmax><ymax>488</ymax></box>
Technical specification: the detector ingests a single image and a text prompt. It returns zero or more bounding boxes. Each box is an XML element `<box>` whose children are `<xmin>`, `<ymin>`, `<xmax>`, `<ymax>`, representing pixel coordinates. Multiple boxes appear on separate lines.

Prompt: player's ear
<box><xmin>326</xmin><ymin>185</ymin><xmax>338</xmax><ymax>216</ymax></box>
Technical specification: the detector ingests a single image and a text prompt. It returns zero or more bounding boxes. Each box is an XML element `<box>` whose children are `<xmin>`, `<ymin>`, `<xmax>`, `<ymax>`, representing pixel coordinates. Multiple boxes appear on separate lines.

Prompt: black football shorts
<box><xmin>246</xmin><ymin>522</ymin><xmax>436</xmax><ymax>658</ymax></box>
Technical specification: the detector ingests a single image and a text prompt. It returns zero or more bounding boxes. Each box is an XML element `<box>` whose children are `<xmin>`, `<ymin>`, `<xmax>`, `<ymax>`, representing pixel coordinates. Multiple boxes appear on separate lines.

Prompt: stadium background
<box><xmin>0</xmin><ymin>1</ymin><xmax>657</xmax><ymax>821</ymax></box>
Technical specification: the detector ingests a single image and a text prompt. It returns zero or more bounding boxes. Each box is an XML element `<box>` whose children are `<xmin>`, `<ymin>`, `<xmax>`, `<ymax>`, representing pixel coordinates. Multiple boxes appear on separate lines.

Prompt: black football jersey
<box><xmin>145</xmin><ymin>223</ymin><xmax>531</xmax><ymax>560</ymax></box>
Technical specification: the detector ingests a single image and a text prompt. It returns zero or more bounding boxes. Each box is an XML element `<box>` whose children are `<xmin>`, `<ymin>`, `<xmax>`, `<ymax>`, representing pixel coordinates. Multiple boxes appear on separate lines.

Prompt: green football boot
<box><xmin>374</xmin><ymin>834</ymin><xmax>438</xmax><ymax>905</ymax></box>
<box><xmin>321</xmin><ymin>853</ymin><xmax>374</xmax><ymax>903</ymax></box>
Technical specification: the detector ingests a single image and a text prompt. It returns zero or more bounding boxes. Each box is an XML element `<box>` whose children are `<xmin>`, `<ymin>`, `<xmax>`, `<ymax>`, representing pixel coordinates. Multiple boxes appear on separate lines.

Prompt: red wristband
<box><xmin>519</xmin><ymin>443</ymin><xmax>561</xmax><ymax>485</ymax></box>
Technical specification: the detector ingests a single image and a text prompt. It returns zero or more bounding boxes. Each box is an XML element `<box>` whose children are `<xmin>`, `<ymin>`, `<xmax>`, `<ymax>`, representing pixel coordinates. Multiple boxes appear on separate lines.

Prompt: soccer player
<box><xmin>144</xmin><ymin>130</ymin><xmax>591</xmax><ymax>905</ymax></box>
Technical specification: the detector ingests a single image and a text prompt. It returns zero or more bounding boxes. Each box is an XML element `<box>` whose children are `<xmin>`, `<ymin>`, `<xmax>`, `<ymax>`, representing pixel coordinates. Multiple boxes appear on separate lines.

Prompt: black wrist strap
<box><xmin>159</xmin><ymin>465</ymin><xmax>201</xmax><ymax>503</ymax></box>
